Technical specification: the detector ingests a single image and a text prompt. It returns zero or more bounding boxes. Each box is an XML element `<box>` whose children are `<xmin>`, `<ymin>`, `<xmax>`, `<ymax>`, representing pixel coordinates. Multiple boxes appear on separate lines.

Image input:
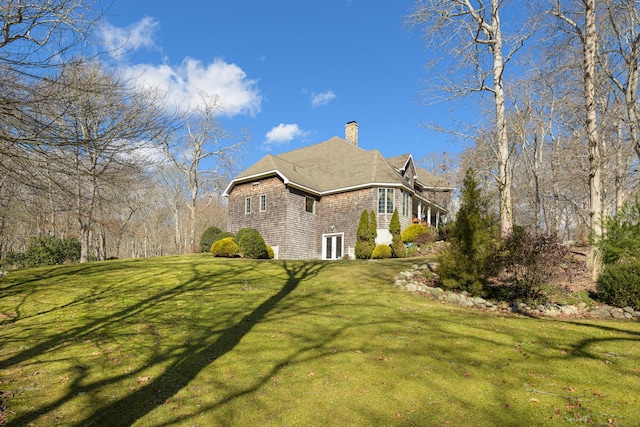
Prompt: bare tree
<box><xmin>599</xmin><ymin>0</ymin><xmax>640</xmax><ymax>162</ymax></box>
<box><xmin>0</xmin><ymin>0</ymin><xmax>101</xmax><ymax>164</ymax></box>
<box><xmin>162</xmin><ymin>94</ymin><xmax>247</xmax><ymax>254</ymax></box>
<box><xmin>407</xmin><ymin>0</ymin><xmax>536</xmax><ymax>237</ymax></box>
<box><xmin>34</xmin><ymin>63</ymin><xmax>172</xmax><ymax>262</ymax></box>
<box><xmin>551</xmin><ymin>0</ymin><xmax>604</xmax><ymax>276</ymax></box>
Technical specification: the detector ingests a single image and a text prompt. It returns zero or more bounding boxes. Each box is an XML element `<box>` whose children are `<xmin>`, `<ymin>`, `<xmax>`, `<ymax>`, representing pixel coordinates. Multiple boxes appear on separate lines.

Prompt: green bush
<box><xmin>597</xmin><ymin>196</ymin><xmax>640</xmax><ymax>265</ymax></box>
<box><xmin>355</xmin><ymin>241</ymin><xmax>374</xmax><ymax>259</ymax></box>
<box><xmin>391</xmin><ymin>235</ymin><xmax>405</xmax><ymax>258</ymax></box>
<box><xmin>4</xmin><ymin>251</ymin><xmax>28</xmax><ymax>268</ymax></box>
<box><xmin>24</xmin><ymin>236</ymin><xmax>81</xmax><ymax>267</ymax></box>
<box><xmin>200</xmin><ymin>226</ymin><xmax>223</xmax><ymax>253</ymax></box>
<box><xmin>236</xmin><ymin>228</ymin><xmax>269</xmax><ymax>259</ymax></box>
<box><xmin>371</xmin><ymin>244</ymin><xmax>392</xmax><ymax>259</ymax></box>
<box><xmin>596</xmin><ymin>261</ymin><xmax>640</xmax><ymax>309</ymax></box>
<box><xmin>211</xmin><ymin>237</ymin><xmax>239</xmax><ymax>258</ymax></box>
<box><xmin>266</xmin><ymin>244</ymin><xmax>275</xmax><ymax>259</ymax></box>
<box><xmin>401</xmin><ymin>224</ymin><xmax>429</xmax><ymax>243</ymax></box>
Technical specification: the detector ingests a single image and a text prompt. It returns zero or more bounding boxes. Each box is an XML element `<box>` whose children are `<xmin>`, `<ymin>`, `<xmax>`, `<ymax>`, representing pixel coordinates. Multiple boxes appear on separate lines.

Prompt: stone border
<box><xmin>393</xmin><ymin>263</ymin><xmax>640</xmax><ymax>320</ymax></box>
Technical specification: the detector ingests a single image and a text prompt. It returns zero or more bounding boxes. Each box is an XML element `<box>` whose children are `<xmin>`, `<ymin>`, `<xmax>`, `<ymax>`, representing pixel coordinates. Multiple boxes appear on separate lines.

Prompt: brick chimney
<box><xmin>345</xmin><ymin>121</ymin><xmax>358</xmax><ymax>146</ymax></box>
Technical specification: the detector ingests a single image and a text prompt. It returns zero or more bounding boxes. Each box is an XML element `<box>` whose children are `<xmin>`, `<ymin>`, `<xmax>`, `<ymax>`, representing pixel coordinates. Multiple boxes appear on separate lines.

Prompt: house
<box><xmin>223</xmin><ymin>121</ymin><xmax>452</xmax><ymax>260</ymax></box>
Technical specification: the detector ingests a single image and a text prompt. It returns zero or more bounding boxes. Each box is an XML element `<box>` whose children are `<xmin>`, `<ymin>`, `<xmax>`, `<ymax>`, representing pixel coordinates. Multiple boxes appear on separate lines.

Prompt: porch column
<box><xmin>427</xmin><ymin>206</ymin><xmax>431</xmax><ymax>226</ymax></box>
<box><xmin>436</xmin><ymin>211</ymin><xmax>440</xmax><ymax>228</ymax></box>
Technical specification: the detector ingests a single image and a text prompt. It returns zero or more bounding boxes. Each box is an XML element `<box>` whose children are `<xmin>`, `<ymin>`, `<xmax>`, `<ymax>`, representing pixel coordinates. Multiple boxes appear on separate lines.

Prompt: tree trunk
<box><xmin>492</xmin><ymin>0</ymin><xmax>513</xmax><ymax>238</ymax></box>
<box><xmin>584</xmin><ymin>0</ymin><xmax>603</xmax><ymax>278</ymax></box>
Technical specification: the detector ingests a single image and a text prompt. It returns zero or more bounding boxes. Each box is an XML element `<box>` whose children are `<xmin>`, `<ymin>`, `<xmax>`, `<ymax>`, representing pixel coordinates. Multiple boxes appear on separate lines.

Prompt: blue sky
<box><xmin>102</xmin><ymin>0</ymin><xmax>475</xmax><ymax>170</ymax></box>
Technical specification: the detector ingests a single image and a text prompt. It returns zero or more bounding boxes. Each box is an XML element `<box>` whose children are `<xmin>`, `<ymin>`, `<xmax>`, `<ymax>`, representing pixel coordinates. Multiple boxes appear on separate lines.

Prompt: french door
<box><xmin>323</xmin><ymin>233</ymin><xmax>343</xmax><ymax>260</ymax></box>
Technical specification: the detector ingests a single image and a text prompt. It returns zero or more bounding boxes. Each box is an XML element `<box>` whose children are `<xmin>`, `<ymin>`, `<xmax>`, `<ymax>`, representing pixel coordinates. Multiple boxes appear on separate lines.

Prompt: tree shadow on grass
<box><xmin>1</xmin><ymin>259</ymin><xmax>260</xmax><ymax>426</ymax></box>
<box><xmin>67</xmin><ymin>260</ymin><xmax>326</xmax><ymax>426</ymax></box>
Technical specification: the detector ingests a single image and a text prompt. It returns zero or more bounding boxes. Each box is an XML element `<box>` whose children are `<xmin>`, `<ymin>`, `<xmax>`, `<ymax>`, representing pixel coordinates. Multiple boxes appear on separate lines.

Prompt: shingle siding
<box><xmin>319</xmin><ymin>188</ymin><xmax>376</xmax><ymax>256</ymax></box>
<box><xmin>227</xmin><ymin>177</ymin><xmax>288</xmax><ymax>256</ymax></box>
<box><xmin>284</xmin><ymin>187</ymin><xmax>318</xmax><ymax>259</ymax></box>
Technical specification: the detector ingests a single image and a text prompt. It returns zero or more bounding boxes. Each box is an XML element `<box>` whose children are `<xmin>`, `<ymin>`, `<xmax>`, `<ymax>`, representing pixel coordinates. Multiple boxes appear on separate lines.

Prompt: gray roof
<box><xmin>225</xmin><ymin>136</ymin><xmax>450</xmax><ymax>196</ymax></box>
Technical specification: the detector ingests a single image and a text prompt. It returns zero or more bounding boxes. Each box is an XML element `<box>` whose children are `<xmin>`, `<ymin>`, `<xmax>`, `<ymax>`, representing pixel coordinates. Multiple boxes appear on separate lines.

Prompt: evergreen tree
<box><xmin>369</xmin><ymin>211</ymin><xmax>378</xmax><ymax>244</ymax></box>
<box><xmin>436</xmin><ymin>169</ymin><xmax>498</xmax><ymax>294</ymax></box>
<box><xmin>389</xmin><ymin>208</ymin><xmax>404</xmax><ymax>257</ymax></box>
<box><xmin>357</xmin><ymin>210</ymin><xmax>370</xmax><ymax>241</ymax></box>
<box><xmin>355</xmin><ymin>209</ymin><xmax>373</xmax><ymax>259</ymax></box>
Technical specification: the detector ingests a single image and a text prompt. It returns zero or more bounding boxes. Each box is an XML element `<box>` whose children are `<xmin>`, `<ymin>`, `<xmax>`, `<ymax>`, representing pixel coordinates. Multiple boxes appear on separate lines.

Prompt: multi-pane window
<box><xmin>305</xmin><ymin>196</ymin><xmax>316</xmax><ymax>214</ymax></box>
<box><xmin>402</xmin><ymin>191</ymin><xmax>410</xmax><ymax>217</ymax></box>
<box><xmin>378</xmin><ymin>188</ymin><xmax>394</xmax><ymax>214</ymax></box>
<box><xmin>260</xmin><ymin>194</ymin><xmax>267</xmax><ymax>211</ymax></box>
<box><xmin>245</xmin><ymin>197</ymin><xmax>251</xmax><ymax>214</ymax></box>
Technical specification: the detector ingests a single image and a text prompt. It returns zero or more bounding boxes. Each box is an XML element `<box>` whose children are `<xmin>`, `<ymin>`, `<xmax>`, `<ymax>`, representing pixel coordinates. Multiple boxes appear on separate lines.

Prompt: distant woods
<box><xmin>0</xmin><ymin>1</ymin><xmax>245</xmax><ymax>262</ymax></box>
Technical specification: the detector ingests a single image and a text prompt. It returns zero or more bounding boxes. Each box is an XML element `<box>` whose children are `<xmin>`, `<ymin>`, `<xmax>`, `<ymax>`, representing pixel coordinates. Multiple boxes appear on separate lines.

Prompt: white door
<box><xmin>323</xmin><ymin>233</ymin><xmax>343</xmax><ymax>260</ymax></box>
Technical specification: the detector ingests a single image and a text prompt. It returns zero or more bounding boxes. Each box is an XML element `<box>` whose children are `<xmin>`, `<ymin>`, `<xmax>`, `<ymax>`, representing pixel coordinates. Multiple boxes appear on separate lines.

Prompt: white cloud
<box><xmin>264</xmin><ymin>123</ymin><xmax>308</xmax><ymax>147</ymax></box>
<box><xmin>125</xmin><ymin>58</ymin><xmax>262</xmax><ymax>116</ymax></box>
<box><xmin>100</xmin><ymin>17</ymin><xmax>159</xmax><ymax>58</ymax></box>
<box><xmin>310</xmin><ymin>90</ymin><xmax>336</xmax><ymax>108</ymax></box>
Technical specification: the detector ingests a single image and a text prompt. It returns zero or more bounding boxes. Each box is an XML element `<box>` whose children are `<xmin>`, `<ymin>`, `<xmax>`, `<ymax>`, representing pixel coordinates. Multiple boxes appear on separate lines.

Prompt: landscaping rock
<box><xmin>390</xmin><ymin>266</ymin><xmax>638</xmax><ymax>321</ymax></box>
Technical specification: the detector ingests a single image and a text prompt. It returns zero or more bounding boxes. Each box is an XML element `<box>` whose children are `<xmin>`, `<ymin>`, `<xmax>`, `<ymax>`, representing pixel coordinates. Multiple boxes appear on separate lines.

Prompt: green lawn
<box><xmin>1</xmin><ymin>255</ymin><xmax>639</xmax><ymax>426</ymax></box>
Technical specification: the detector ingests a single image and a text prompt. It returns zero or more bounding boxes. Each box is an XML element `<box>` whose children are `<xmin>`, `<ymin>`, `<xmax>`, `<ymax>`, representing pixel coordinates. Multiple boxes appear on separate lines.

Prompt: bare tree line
<box><xmin>0</xmin><ymin>1</ymin><xmax>245</xmax><ymax>263</ymax></box>
<box><xmin>409</xmin><ymin>0</ymin><xmax>640</xmax><ymax>275</ymax></box>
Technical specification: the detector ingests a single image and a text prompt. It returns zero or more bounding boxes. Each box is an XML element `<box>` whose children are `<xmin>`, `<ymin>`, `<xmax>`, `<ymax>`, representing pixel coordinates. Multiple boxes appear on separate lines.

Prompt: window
<box><xmin>245</xmin><ymin>197</ymin><xmax>251</xmax><ymax>214</ymax></box>
<box><xmin>305</xmin><ymin>196</ymin><xmax>316</xmax><ymax>214</ymax></box>
<box><xmin>260</xmin><ymin>194</ymin><xmax>267</xmax><ymax>211</ymax></box>
<box><xmin>378</xmin><ymin>188</ymin><xmax>394</xmax><ymax>214</ymax></box>
<box><xmin>402</xmin><ymin>191</ymin><xmax>410</xmax><ymax>217</ymax></box>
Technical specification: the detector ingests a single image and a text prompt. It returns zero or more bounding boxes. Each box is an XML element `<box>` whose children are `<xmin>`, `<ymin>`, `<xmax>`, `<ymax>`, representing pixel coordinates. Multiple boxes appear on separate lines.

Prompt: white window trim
<box><xmin>378</xmin><ymin>188</ymin><xmax>395</xmax><ymax>214</ymax></box>
<box><xmin>245</xmin><ymin>197</ymin><xmax>251</xmax><ymax>214</ymax></box>
<box><xmin>260</xmin><ymin>194</ymin><xmax>267</xmax><ymax>212</ymax></box>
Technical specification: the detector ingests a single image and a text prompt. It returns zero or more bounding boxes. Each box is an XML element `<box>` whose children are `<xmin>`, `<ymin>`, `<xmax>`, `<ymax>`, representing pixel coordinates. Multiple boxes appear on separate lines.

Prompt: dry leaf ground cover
<box><xmin>1</xmin><ymin>255</ymin><xmax>639</xmax><ymax>426</ymax></box>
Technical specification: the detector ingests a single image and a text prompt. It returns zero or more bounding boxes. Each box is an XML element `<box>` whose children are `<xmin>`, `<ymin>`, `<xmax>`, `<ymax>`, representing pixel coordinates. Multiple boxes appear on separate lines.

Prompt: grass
<box><xmin>1</xmin><ymin>255</ymin><xmax>639</xmax><ymax>426</ymax></box>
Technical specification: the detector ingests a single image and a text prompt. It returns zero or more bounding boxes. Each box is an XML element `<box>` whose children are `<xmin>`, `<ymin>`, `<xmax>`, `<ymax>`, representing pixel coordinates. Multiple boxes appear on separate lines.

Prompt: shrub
<box><xmin>500</xmin><ymin>229</ymin><xmax>567</xmax><ymax>303</ymax></box>
<box><xmin>25</xmin><ymin>236</ymin><xmax>81</xmax><ymax>267</ymax></box>
<box><xmin>211</xmin><ymin>237</ymin><xmax>239</xmax><ymax>258</ymax></box>
<box><xmin>200</xmin><ymin>226</ymin><xmax>223</xmax><ymax>253</ymax></box>
<box><xmin>4</xmin><ymin>251</ymin><xmax>28</xmax><ymax>269</ymax></box>
<box><xmin>597</xmin><ymin>196</ymin><xmax>640</xmax><ymax>265</ymax></box>
<box><xmin>391</xmin><ymin>235</ymin><xmax>405</xmax><ymax>258</ymax></box>
<box><xmin>266</xmin><ymin>244</ymin><xmax>275</xmax><ymax>259</ymax></box>
<box><xmin>371</xmin><ymin>244</ymin><xmax>392</xmax><ymax>259</ymax></box>
<box><xmin>401</xmin><ymin>224</ymin><xmax>429</xmax><ymax>243</ymax></box>
<box><xmin>596</xmin><ymin>261</ymin><xmax>640</xmax><ymax>309</ymax></box>
<box><xmin>236</xmin><ymin>228</ymin><xmax>269</xmax><ymax>259</ymax></box>
<box><xmin>355</xmin><ymin>241</ymin><xmax>374</xmax><ymax>259</ymax></box>
<box><xmin>413</xmin><ymin>231</ymin><xmax>435</xmax><ymax>246</ymax></box>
